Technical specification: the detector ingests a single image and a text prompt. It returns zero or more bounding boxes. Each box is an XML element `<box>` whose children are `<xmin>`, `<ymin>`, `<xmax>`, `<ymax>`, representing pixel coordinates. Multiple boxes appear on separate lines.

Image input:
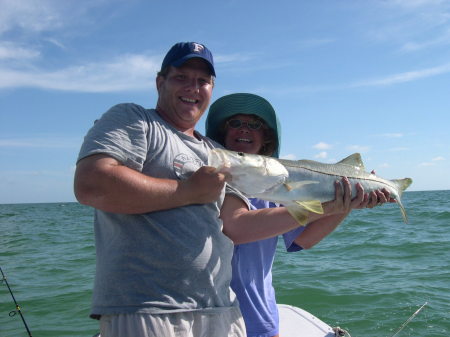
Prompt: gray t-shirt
<box><xmin>77</xmin><ymin>103</ymin><xmax>238</xmax><ymax>315</ymax></box>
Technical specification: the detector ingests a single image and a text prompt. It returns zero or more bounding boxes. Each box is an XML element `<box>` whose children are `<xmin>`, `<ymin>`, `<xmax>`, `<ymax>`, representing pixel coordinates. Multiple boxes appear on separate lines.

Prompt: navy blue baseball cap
<box><xmin>161</xmin><ymin>42</ymin><xmax>216</xmax><ymax>76</ymax></box>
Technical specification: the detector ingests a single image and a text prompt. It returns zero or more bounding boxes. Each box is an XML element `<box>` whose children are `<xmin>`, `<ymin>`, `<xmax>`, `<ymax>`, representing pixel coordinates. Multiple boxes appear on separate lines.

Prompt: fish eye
<box><xmin>237</xmin><ymin>152</ymin><xmax>244</xmax><ymax>156</ymax></box>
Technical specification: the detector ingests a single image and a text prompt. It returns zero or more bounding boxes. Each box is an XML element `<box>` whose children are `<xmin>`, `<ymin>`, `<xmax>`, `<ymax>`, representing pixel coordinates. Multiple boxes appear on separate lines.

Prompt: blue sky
<box><xmin>0</xmin><ymin>0</ymin><xmax>449</xmax><ymax>204</ymax></box>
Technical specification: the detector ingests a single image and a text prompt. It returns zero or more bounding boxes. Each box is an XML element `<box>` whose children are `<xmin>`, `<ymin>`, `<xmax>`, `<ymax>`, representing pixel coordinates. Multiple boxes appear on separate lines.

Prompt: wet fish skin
<box><xmin>208</xmin><ymin>148</ymin><xmax>413</xmax><ymax>225</ymax></box>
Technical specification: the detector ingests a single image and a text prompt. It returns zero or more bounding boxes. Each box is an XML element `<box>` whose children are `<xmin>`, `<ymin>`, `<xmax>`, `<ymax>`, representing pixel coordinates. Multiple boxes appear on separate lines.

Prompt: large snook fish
<box><xmin>208</xmin><ymin>148</ymin><xmax>413</xmax><ymax>225</ymax></box>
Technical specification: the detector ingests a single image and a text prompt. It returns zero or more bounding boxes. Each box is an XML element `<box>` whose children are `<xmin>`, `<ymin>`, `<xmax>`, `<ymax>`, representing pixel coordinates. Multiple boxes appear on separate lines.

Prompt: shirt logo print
<box><xmin>173</xmin><ymin>153</ymin><xmax>203</xmax><ymax>179</ymax></box>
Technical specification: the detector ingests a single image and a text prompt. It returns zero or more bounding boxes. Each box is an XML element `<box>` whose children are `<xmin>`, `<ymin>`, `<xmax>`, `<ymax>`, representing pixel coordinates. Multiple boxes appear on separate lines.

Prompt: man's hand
<box><xmin>180</xmin><ymin>166</ymin><xmax>229</xmax><ymax>204</ymax></box>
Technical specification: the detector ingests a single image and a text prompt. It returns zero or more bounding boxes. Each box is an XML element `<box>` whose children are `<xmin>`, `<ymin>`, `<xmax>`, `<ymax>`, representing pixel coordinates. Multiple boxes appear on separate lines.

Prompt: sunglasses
<box><xmin>226</xmin><ymin>119</ymin><xmax>264</xmax><ymax>130</ymax></box>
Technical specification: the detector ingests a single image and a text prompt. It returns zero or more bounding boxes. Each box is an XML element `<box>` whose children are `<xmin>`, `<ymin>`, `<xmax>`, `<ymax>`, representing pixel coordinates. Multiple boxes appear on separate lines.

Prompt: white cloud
<box><xmin>389</xmin><ymin>147</ymin><xmax>409</xmax><ymax>152</ymax></box>
<box><xmin>0</xmin><ymin>42</ymin><xmax>40</xmax><ymax>60</ymax></box>
<box><xmin>0</xmin><ymin>137</ymin><xmax>80</xmax><ymax>149</ymax></box>
<box><xmin>0</xmin><ymin>0</ymin><xmax>63</xmax><ymax>35</ymax></box>
<box><xmin>313</xmin><ymin>142</ymin><xmax>332</xmax><ymax>150</ymax></box>
<box><xmin>388</xmin><ymin>0</ymin><xmax>447</xmax><ymax>9</ymax></box>
<box><xmin>419</xmin><ymin>162</ymin><xmax>436</xmax><ymax>167</ymax></box>
<box><xmin>44</xmin><ymin>38</ymin><xmax>67</xmax><ymax>50</ymax></box>
<box><xmin>257</xmin><ymin>61</ymin><xmax>450</xmax><ymax>96</ymax></box>
<box><xmin>296</xmin><ymin>38</ymin><xmax>335</xmax><ymax>49</ymax></box>
<box><xmin>419</xmin><ymin>156</ymin><xmax>445</xmax><ymax>166</ymax></box>
<box><xmin>314</xmin><ymin>151</ymin><xmax>328</xmax><ymax>159</ymax></box>
<box><xmin>378</xmin><ymin>133</ymin><xmax>404</xmax><ymax>138</ymax></box>
<box><xmin>373</xmin><ymin>0</ymin><xmax>450</xmax><ymax>42</ymax></box>
<box><xmin>0</xmin><ymin>53</ymin><xmax>160</xmax><ymax>92</ymax></box>
<box><xmin>214</xmin><ymin>53</ymin><xmax>256</xmax><ymax>64</ymax></box>
<box><xmin>351</xmin><ymin>63</ymin><xmax>450</xmax><ymax>87</ymax></box>
<box><xmin>281</xmin><ymin>153</ymin><xmax>297</xmax><ymax>160</ymax></box>
<box><xmin>0</xmin><ymin>0</ymin><xmax>150</xmax><ymax>93</ymax></box>
<box><xmin>400</xmin><ymin>29</ymin><xmax>450</xmax><ymax>52</ymax></box>
<box><xmin>347</xmin><ymin>145</ymin><xmax>370</xmax><ymax>153</ymax></box>
<box><xmin>0</xmin><ymin>0</ymin><xmax>115</xmax><ymax>36</ymax></box>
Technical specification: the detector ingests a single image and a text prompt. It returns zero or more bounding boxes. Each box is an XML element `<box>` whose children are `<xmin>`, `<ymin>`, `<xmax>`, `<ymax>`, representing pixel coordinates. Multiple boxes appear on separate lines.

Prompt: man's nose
<box><xmin>185</xmin><ymin>78</ymin><xmax>200</xmax><ymax>91</ymax></box>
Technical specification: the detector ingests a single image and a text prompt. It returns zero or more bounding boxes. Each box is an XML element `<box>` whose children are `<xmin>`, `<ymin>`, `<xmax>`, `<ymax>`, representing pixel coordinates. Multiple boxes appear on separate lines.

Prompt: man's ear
<box><xmin>156</xmin><ymin>75</ymin><xmax>164</xmax><ymax>92</ymax></box>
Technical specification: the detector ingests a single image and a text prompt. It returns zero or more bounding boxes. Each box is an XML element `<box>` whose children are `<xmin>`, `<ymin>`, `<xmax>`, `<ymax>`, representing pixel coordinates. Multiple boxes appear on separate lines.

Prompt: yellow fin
<box><xmin>337</xmin><ymin>153</ymin><xmax>365</xmax><ymax>170</ymax></box>
<box><xmin>295</xmin><ymin>200</ymin><xmax>324</xmax><ymax>214</ymax></box>
<box><xmin>286</xmin><ymin>205</ymin><xmax>309</xmax><ymax>226</ymax></box>
<box><xmin>285</xmin><ymin>200</ymin><xmax>324</xmax><ymax>226</ymax></box>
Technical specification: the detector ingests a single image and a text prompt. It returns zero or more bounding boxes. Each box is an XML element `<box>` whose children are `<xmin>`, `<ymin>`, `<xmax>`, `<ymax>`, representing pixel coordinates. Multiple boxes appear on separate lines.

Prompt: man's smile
<box><xmin>180</xmin><ymin>96</ymin><xmax>198</xmax><ymax>104</ymax></box>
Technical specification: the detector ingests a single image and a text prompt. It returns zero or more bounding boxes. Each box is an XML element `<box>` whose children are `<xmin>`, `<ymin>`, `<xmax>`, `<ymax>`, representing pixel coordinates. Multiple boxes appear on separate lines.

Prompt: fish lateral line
<box><xmin>282</xmin><ymin>164</ymin><xmax>405</xmax><ymax>190</ymax></box>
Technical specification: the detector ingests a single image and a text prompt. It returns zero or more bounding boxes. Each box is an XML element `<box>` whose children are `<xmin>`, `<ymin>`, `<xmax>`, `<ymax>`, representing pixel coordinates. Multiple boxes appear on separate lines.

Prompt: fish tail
<box><xmin>398</xmin><ymin>199</ymin><xmax>408</xmax><ymax>223</ymax></box>
<box><xmin>391</xmin><ymin>178</ymin><xmax>413</xmax><ymax>223</ymax></box>
<box><xmin>391</xmin><ymin>178</ymin><xmax>413</xmax><ymax>197</ymax></box>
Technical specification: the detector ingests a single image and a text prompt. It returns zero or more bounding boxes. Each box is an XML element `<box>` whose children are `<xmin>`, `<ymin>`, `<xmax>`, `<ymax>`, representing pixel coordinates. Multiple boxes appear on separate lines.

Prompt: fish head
<box><xmin>208</xmin><ymin>148</ymin><xmax>288</xmax><ymax>195</ymax></box>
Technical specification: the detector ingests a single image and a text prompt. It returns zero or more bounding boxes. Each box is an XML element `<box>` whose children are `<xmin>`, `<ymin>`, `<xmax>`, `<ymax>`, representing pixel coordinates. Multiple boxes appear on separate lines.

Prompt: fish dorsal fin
<box><xmin>337</xmin><ymin>153</ymin><xmax>365</xmax><ymax>170</ymax></box>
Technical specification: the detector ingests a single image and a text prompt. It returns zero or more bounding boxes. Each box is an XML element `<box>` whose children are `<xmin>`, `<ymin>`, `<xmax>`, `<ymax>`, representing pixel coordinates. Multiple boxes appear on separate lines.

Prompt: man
<box><xmin>75</xmin><ymin>42</ymin><xmax>246</xmax><ymax>337</ymax></box>
<box><xmin>75</xmin><ymin>42</ymin><xmax>389</xmax><ymax>337</ymax></box>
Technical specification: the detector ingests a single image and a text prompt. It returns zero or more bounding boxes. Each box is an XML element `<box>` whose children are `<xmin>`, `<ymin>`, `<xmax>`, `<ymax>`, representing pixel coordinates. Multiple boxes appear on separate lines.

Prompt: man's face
<box><xmin>156</xmin><ymin>58</ymin><xmax>214</xmax><ymax>132</ymax></box>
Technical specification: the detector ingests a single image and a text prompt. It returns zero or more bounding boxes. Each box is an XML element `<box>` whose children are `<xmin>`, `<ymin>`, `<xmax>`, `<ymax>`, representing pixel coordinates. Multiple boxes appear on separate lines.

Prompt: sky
<box><xmin>0</xmin><ymin>0</ymin><xmax>449</xmax><ymax>204</ymax></box>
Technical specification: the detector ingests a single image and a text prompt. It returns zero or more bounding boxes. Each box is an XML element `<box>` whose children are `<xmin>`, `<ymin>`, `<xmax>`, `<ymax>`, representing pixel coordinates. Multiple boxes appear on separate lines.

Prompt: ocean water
<box><xmin>1</xmin><ymin>190</ymin><xmax>449</xmax><ymax>337</ymax></box>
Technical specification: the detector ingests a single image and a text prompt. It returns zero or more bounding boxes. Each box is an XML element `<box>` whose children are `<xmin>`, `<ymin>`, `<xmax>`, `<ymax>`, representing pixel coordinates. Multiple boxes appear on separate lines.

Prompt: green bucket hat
<box><xmin>205</xmin><ymin>93</ymin><xmax>281</xmax><ymax>158</ymax></box>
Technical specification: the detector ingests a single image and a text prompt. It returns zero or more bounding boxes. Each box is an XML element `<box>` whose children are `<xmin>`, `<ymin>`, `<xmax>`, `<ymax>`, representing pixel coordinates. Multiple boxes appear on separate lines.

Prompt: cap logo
<box><xmin>192</xmin><ymin>43</ymin><xmax>204</xmax><ymax>53</ymax></box>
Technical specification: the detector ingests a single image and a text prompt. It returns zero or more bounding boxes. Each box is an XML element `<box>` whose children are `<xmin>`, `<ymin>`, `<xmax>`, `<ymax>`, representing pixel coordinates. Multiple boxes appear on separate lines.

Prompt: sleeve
<box><xmin>271</xmin><ymin>201</ymin><xmax>304</xmax><ymax>252</ymax></box>
<box><xmin>77</xmin><ymin>103</ymin><xmax>149</xmax><ymax>171</ymax></box>
<box><xmin>283</xmin><ymin>227</ymin><xmax>305</xmax><ymax>252</ymax></box>
<box><xmin>225</xmin><ymin>184</ymin><xmax>252</xmax><ymax>210</ymax></box>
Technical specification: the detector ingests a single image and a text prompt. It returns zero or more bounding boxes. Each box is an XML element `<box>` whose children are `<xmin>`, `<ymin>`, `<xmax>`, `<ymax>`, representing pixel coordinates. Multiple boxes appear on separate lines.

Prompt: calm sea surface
<box><xmin>1</xmin><ymin>190</ymin><xmax>449</xmax><ymax>337</ymax></box>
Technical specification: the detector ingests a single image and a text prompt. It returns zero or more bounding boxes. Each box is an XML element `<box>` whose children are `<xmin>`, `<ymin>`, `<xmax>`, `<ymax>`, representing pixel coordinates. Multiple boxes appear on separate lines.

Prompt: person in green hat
<box><xmin>205</xmin><ymin>93</ymin><xmax>390</xmax><ymax>337</ymax></box>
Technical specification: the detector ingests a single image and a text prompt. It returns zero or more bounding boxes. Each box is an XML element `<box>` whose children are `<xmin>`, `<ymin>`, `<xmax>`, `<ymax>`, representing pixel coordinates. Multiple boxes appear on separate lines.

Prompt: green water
<box><xmin>1</xmin><ymin>190</ymin><xmax>449</xmax><ymax>336</ymax></box>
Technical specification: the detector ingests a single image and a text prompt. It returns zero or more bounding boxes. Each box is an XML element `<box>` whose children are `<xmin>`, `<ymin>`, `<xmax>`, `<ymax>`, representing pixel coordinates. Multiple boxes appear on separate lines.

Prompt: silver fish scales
<box><xmin>209</xmin><ymin>149</ymin><xmax>412</xmax><ymax>225</ymax></box>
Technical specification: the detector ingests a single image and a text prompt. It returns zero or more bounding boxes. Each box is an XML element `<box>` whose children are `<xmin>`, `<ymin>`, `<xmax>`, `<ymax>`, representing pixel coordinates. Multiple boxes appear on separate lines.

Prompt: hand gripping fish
<box><xmin>208</xmin><ymin>148</ymin><xmax>413</xmax><ymax>225</ymax></box>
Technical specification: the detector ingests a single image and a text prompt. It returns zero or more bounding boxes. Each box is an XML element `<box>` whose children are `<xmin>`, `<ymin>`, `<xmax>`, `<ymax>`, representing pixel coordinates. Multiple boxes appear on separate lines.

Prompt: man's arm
<box><xmin>74</xmin><ymin>154</ymin><xmax>227</xmax><ymax>214</ymax></box>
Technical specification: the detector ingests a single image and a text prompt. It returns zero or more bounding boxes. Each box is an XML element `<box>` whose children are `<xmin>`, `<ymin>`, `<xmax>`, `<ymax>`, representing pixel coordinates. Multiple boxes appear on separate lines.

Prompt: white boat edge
<box><xmin>93</xmin><ymin>304</ymin><xmax>346</xmax><ymax>337</ymax></box>
<box><xmin>278</xmin><ymin>304</ymin><xmax>342</xmax><ymax>337</ymax></box>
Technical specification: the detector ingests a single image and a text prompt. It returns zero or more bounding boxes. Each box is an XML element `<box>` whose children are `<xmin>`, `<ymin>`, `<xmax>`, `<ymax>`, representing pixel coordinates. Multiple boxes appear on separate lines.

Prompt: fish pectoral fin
<box><xmin>285</xmin><ymin>200</ymin><xmax>324</xmax><ymax>226</ymax></box>
<box><xmin>284</xmin><ymin>180</ymin><xmax>319</xmax><ymax>191</ymax></box>
<box><xmin>295</xmin><ymin>200</ymin><xmax>324</xmax><ymax>214</ymax></box>
<box><xmin>285</xmin><ymin>205</ymin><xmax>309</xmax><ymax>226</ymax></box>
